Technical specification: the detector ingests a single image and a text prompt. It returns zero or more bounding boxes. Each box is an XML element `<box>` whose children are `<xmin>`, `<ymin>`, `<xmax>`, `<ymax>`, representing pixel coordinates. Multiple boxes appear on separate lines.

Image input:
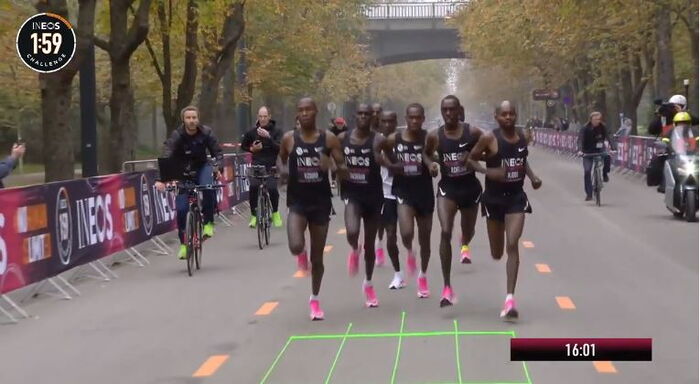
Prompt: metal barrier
<box><xmin>365</xmin><ymin>1</ymin><xmax>468</xmax><ymax>20</ymax></box>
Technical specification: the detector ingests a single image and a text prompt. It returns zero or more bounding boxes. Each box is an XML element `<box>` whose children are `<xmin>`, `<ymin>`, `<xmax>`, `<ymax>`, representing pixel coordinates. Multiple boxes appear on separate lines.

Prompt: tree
<box><xmin>34</xmin><ymin>0</ymin><xmax>97</xmax><ymax>181</ymax></box>
<box><xmin>94</xmin><ymin>0</ymin><xmax>152</xmax><ymax>173</ymax></box>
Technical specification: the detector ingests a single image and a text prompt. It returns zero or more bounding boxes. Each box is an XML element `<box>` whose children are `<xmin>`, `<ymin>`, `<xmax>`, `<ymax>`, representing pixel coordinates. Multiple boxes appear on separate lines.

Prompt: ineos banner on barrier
<box><xmin>534</xmin><ymin>129</ymin><xmax>657</xmax><ymax>173</ymax></box>
<box><xmin>0</xmin><ymin>154</ymin><xmax>251</xmax><ymax>295</ymax></box>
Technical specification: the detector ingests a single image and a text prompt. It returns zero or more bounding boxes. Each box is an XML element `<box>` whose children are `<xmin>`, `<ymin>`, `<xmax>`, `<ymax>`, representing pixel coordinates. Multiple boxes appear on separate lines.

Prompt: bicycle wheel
<box><xmin>264</xmin><ymin>193</ymin><xmax>272</xmax><ymax>245</ymax></box>
<box><xmin>257</xmin><ymin>187</ymin><xmax>265</xmax><ymax>250</ymax></box>
<box><xmin>594</xmin><ymin>162</ymin><xmax>602</xmax><ymax>207</ymax></box>
<box><xmin>195</xmin><ymin>209</ymin><xmax>203</xmax><ymax>270</ymax></box>
<box><xmin>185</xmin><ymin>210</ymin><xmax>195</xmax><ymax>276</ymax></box>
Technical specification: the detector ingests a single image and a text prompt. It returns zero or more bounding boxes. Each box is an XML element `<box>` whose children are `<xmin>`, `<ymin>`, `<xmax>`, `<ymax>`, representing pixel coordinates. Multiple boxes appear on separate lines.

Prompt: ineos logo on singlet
<box><xmin>346</xmin><ymin>156</ymin><xmax>371</xmax><ymax>167</ymax></box>
<box><xmin>296</xmin><ymin>157</ymin><xmax>320</xmax><ymax>167</ymax></box>
<box><xmin>397</xmin><ymin>152</ymin><xmax>422</xmax><ymax>163</ymax></box>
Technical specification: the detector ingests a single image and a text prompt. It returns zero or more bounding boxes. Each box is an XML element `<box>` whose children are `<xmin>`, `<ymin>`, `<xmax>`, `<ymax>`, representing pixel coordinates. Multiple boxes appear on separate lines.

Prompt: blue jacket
<box><xmin>0</xmin><ymin>156</ymin><xmax>17</xmax><ymax>189</ymax></box>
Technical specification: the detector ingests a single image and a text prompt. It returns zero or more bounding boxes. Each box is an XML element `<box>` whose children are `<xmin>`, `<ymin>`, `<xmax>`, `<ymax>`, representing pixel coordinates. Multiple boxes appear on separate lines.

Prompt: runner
<box><xmin>376</xmin><ymin>110</ymin><xmax>405</xmax><ymax>289</ymax></box>
<box><xmin>278</xmin><ymin>97</ymin><xmax>347</xmax><ymax>320</ymax></box>
<box><xmin>371</xmin><ymin>102</ymin><xmax>383</xmax><ymax>133</ymax></box>
<box><xmin>468</xmin><ymin>101</ymin><xmax>542</xmax><ymax>321</ymax></box>
<box><xmin>339</xmin><ymin>104</ymin><xmax>398</xmax><ymax>307</ymax></box>
<box><xmin>387</xmin><ymin>103</ymin><xmax>437</xmax><ymax>298</ymax></box>
<box><xmin>424</xmin><ymin>95</ymin><xmax>483</xmax><ymax>307</ymax></box>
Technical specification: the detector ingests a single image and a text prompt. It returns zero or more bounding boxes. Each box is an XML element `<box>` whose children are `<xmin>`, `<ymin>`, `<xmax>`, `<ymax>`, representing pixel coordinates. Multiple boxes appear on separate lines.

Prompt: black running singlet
<box><xmin>437</xmin><ymin>124</ymin><xmax>479</xmax><ymax>188</ymax></box>
<box><xmin>485</xmin><ymin>128</ymin><xmax>528</xmax><ymax>195</ymax></box>
<box><xmin>392</xmin><ymin>129</ymin><xmax>432</xmax><ymax>197</ymax></box>
<box><xmin>341</xmin><ymin>130</ymin><xmax>382</xmax><ymax>201</ymax></box>
<box><xmin>287</xmin><ymin>130</ymin><xmax>332</xmax><ymax>206</ymax></box>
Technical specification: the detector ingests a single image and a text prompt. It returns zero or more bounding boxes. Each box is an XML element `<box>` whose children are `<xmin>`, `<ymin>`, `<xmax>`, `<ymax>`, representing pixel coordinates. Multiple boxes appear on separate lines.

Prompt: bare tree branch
<box><xmin>120</xmin><ymin>0</ymin><xmax>152</xmax><ymax>59</ymax></box>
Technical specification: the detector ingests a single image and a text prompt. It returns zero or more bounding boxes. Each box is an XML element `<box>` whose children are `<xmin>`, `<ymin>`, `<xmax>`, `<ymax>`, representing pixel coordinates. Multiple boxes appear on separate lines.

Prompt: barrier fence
<box><xmin>0</xmin><ymin>153</ymin><xmax>251</xmax><ymax>322</ymax></box>
<box><xmin>533</xmin><ymin>129</ymin><xmax>658</xmax><ymax>173</ymax></box>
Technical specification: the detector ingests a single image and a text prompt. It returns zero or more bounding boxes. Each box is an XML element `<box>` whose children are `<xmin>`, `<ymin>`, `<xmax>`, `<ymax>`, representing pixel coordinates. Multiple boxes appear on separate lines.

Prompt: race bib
<box><xmin>404</xmin><ymin>165</ymin><xmax>419</xmax><ymax>175</ymax></box>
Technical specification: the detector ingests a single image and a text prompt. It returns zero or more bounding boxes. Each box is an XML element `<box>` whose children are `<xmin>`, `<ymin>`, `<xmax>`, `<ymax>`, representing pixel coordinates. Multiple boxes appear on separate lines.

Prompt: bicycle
<box><xmin>246</xmin><ymin>165</ymin><xmax>279</xmax><ymax>250</ymax></box>
<box><xmin>581</xmin><ymin>152</ymin><xmax>612</xmax><ymax>207</ymax></box>
<box><xmin>167</xmin><ymin>181</ymin><xmax>224</xmax><ymax>276</ymax></box>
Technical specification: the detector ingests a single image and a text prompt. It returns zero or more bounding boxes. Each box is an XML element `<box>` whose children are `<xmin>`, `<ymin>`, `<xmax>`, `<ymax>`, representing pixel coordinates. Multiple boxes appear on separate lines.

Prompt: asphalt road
<box><xmin>0</xmin><ymin>147</ymin><xmax>697</xmax><ymax>384</ymax></box>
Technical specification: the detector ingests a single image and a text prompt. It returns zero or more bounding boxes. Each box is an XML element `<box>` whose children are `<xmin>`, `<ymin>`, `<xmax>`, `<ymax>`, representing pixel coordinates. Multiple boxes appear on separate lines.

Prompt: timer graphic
<box><xmin>16</xmin><ymin>13</ymin><xmax>76</xmax><ymax>73</ymax></box>
<box><xmin>510</xmin><ymin>338</ymin><xmax>653</xmax><ymax>361</ymax></box>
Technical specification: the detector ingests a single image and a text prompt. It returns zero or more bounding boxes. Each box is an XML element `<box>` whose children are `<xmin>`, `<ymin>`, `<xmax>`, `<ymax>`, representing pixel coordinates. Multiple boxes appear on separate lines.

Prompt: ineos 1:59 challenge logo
<box><xmin>55</xmin><ymin>187</ymin><xmax>73</xmax><ymax>265</ymax></box>
<box><xmin>16</xmin><ymin>13</ymin><xmax>76</xmax><ymax>73</ymax></box>
<box><xmin>140</xmin><ymin>174</ymin><xmax>154</xmax><ymax>236</ymax></box>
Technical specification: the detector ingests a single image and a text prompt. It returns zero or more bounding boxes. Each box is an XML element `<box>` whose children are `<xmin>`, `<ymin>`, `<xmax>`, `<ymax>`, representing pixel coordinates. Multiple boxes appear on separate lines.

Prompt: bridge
<box><xmin>364</xmin><ymin>1</ymin><xmax>469</xmax><ymax>65</ymax></box>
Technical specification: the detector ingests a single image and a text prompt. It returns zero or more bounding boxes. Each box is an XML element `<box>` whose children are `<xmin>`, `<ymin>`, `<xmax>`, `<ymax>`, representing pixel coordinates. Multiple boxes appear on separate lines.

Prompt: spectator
<box><xmin>614</xmin><ymin>118</ymin><xmax>633</xmax><ymax>137</ymax></box>
<box><xmin>648</xmin><ymin>94</ymin><xmax>699</xmax><ymax>137</ymax></box>
<box><xmin>0</xmin><ymin>143</ymin><xmax>26</xmax><ymax>189</ymax></box>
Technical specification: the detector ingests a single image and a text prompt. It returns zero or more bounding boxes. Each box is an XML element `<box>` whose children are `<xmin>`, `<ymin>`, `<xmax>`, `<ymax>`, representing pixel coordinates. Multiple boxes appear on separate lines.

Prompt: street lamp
<box><xmin>683</xmin><ymin>78</ymin><xmax>690</xmax><ymax>102</ymax></box>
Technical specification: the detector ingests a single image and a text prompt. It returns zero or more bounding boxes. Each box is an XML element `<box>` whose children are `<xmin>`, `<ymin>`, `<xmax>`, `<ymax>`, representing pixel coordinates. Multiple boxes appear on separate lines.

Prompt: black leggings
<box><xmin>344</xmin><ymin>201</ymin><xmax>380</xmax><ymax>280</ymax></box>
<box><xmin>287</xmin><ymin>210</ymin><xmax>330</xmax><ymax>296</ymax></box>
<box><xmin>397</xmin><ymin>203</ymin><xmax>433</xmax><ymax>274</ymax></box>
<box><xmin>378</xmin><ymin>220</ymin><xmax>400</xmax><ymax>272</ymax></box>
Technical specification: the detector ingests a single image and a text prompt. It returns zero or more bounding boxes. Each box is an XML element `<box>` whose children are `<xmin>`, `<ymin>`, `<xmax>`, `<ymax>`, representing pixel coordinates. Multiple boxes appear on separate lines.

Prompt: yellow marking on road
<box><xmin>593</xmin><ymin>361</ymin><xmax>617</xmax><ymax>373</ymax></box>
<box><xmin>535</xmin><ymin>264</ymin><xmax>552</xmax><ymax>273</ymax></box>
<box><xmin>192</xmin><ymin>355</ymin><xmax>229</xmax><ymax>377</ymax></box>
<box><xmin>555</xmin><ymin>296</ymin><xmax>576</xmax><ymax>310</ymax></box>
<box><xmin>255</xmin><ymin>301</ymin><xmax>279</xmax><ymax>316</ymax></box>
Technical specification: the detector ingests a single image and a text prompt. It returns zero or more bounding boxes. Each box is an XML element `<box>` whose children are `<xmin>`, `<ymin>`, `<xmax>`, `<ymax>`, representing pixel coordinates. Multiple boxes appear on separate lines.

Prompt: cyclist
<box><xmin>577</xmin><ymin>111</ymin><xmax>617</xmax><ymax>201</ymax></box>
<box><xmin>278</xmin><ymin>97</ymin><xmax>347</xmax><ymax>320</ymax></box>
<box><xmin>424</xmin><ymin>95</ymin><xmax>484</xmax><ymax>307</ymax></box>
<box><xmin>241</xmin><ymin>106</ymin><xmax>283</xmax><ymax>228</ymax></box>
<box><xmin>468</xmin><ymin>101</ymin><xmax>542</xmax><ymax>321</ymax></box>
<box><xmin>155</xmin><ymin>106</ymin><xmax>224</xmax><ymax>259</ymax></box>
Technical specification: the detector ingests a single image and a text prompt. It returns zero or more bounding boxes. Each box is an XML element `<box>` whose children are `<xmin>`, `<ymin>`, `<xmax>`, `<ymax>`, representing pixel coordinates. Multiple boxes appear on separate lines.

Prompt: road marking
<box><xmin>324</xmin><ymin>323</ymin><xmax>353</xmax><ymax>383</ymax></box>
<box><xmin>337</xmin><ymin>228</ymin><xmax>346</xmax><ymax>234</ymax></box>
<box><xmin>556</xmin><ymin>296</ymin><xmax>576</xmax><ymax>310</ymax></box>
<box><xmin>522</xmin><ymin>241</ymin><xmax>535</xmax><ymax>248</ymax></box>
<box><xmin>535</xmin><ymin>263</ymin><xmax>552</xmax><ymax>273</ymax></box>
<box><xmin>255</xmin><ymin>301</ymin><xmax>279</xmax><ymax>316</ymax></box>
<box><xmin>324</xmin><ymin>245</ymin><xmax>333</xmax><ymax>253</ymax></box>
<box><xmin>593</xmin><ymin>361</ymin><xmax>617</xmax><ymax>373</ymax></box>
<box><xmin>192</xmin><ymin>355</ymin><xmax>229</xmax><ymax>377</ymax></box>
<box><xmin>390</xmin><ymin>311</ymin><xmax>406</xmax><ymax>384</ymax></box>
<box><xmin>293</xmin><ymin>270</ymin><xmax>307</xmax><ymax>278</ymax></box>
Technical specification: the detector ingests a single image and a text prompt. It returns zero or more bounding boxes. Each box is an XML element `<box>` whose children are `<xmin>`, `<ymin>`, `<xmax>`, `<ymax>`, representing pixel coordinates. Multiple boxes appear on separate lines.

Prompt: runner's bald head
<box><xmin>495</xmin><ymin>100</ymin><xmax>517</xmax><ymax>115</ymax></box>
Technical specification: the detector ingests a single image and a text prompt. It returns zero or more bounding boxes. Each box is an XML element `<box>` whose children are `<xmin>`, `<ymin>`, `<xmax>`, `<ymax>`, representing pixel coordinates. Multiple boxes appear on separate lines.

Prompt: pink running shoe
<box><xmin>296</xmin><ymin>251</ymin><xmax>309</xmax><ymax>272</ymax></box>
<box><xmin>375</xmin><ymin>247</ymin><xmax>386</xmax><ymax>267</ymax></box>
<box><xmin>347</xmin><ymin>249</ymin><xmax>360</xmax><ymax>277</ymax></box>
<box><xmin>440</xmin><ymin>286</ymin><xmax>456</xmax><ymax>307</ymax></box>
<box><xmin>460</xmin><ymin>245</ymin><xmax>472</xmax><ymax>264</ymax></box>
<box><xmin>364</xmin><ymin>284</ymin><xmax>379</xmax><ymax>308</ymax></box>
<box><xmin>406</xmin><ymin>250</ymin><xmax>417</xmax><ymax>277</ymax></box>
<box><xmin>417</xmin><ymin>276</ymin><xmax>430</xmax><ymax>298</ymax></box>
<box><xmin>310</xmin><ymin>299</ymin><xmax>325</xmax><ymax>321</ymax></box>
<box><xmin>500</xmin><ymin>298</ymin><xmax>519</xmax><ymax>321</ymax></box>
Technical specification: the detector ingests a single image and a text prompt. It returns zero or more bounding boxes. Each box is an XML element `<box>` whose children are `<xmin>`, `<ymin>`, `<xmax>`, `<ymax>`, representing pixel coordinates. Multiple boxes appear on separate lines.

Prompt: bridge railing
<box><xmin>365</xmin><ymin>2</ymin><xmax>469</xmax><ymax>20</ymax></box>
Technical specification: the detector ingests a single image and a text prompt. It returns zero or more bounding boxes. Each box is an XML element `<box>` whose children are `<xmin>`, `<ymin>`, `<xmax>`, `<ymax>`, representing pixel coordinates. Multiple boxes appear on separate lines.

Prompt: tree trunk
<box><xmin>174</xmin><ymin>0</ymin><xmax>199</xmax><ymax>127</ymax></box>
<box><xmin>95</xmin><ymin>0</ymin><xmax>152</xmax><ymax>173</ymax></box>
<box><xmin>157</xmin><ymin>0</ymin><xmax>174</xmax><ymax>130</ymax></box>
<box><xmin>199</xmin><ymin>1</ymin><xmax>245</xmax><ymax>125</ymax></box>
<box><xmin>36</xmin><ymin>0</ymin><xmax>97</xmax><ymax>182</ymax></box>
<box><xmin>654</xmin><ymin>5</ymin><xmax>674</xmax><ymax>98</ymax></box>
<box><xmin>221</xmin><ymin>62</ymin><xmax>236</xmax><ymax>141</ymax></box>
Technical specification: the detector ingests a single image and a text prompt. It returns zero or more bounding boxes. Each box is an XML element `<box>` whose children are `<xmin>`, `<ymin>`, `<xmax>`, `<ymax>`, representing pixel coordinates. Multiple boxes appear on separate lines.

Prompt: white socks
<box><xmin>310</xmin><ymin>295</ymin><xmax>319</xmax><ymax>301</ymax></box>
<box><xmin>506</xmin><ymin>294</ymin><xmax>514</xmax><ymax>301</ymax></box>
<box><xmin>363</xmin><ymin>279</ymin><xmax>372</xmax><ymax>287</ymax></box>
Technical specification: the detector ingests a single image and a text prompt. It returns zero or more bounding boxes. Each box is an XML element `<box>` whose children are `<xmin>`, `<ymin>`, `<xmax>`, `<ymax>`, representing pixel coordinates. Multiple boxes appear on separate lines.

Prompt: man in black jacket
<box><xmin>577</xmin><ymin>112</ymin><xmax>617</xmax><ymax>201</ymax></box>
<box><xmin>241</xmin><ymin>106</ymin><xmax>283</xmax><ymax>228</ymax></box>
<box><xmin>155</xmin><ymin>106</ymin><xmax>224</xmax><ymax>259</ymax></box>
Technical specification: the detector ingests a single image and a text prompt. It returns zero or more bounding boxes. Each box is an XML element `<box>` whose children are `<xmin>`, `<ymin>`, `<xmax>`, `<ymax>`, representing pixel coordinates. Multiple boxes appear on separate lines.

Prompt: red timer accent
<box><xmin>510</xmin><ymin>338</ymin><xmax>652</xmax><ymax>361</ymax></box>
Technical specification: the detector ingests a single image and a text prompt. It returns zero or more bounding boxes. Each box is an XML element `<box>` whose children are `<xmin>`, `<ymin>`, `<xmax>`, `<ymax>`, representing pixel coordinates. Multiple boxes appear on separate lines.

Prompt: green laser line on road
<box><xmin>390</xmin><ymin>311</ymin><xmax>406</xmax><ymax>384</ymax></box>
<box><xmin>324</xmin><ymin>323</ymin><xmax>353</xmax><ymax>384</ymax></box>
<box><xmin>259</xmin><ymin>337</ymin><xmax>293</xmax><ymax>384</ymax></box>
<box><xmin>289</xmin><ymin>330</ymin><xmax>514</xmax><ymax>340</ymax></box>
<box><xmin>512</xmin><ymin>330</ymin><xmax>534</xmax><ymax>384</ymax></box>
<box><xmin>454</xmin><ymin>320</ymin><xmax>463</xmax><ymax>384</ymax></box>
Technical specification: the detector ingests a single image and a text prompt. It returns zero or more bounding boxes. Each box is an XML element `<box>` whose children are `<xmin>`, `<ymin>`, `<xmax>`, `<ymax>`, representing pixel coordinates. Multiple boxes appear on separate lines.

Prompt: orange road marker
<box><xmin>324</xmin><ymin>245</ymin><xmax>333</xmax><ymax>253</ymax></box>
<box><xmin>555</xmin><ymin>296</ymin><xmax>576</xmax><ymax>310</ymax></box>
<box><xmin>293</xmin><ymin>270</ymin><xmax>307</xmax><ymax>278</ymax></box>
<box><xmin>593</xmin><ymin>361</ymin><xmax>617</xmax><ymax>373</ymax></box>
<box><xmin>535</xmin><ymin>264</ymin><xmax>552</xmax><ymax>273</ymax></box>
<box><xmin>192</xmin><ymin>355</ymin><xmax>229</xmax><ymax>377</ymax></box>
<box><xmin>337</xmin><ymin>228</ymin><xmax>347</xmax><ymax>235</ymax></box>
<box><xmin>522</xmin><ymin>241</ymin><xmax>535</xmax><ymax>248</ymax></box>
<box><xmin>255</xmin><ymin>301</ymin><xmax>279</xmax><ymax>316</ymax></box>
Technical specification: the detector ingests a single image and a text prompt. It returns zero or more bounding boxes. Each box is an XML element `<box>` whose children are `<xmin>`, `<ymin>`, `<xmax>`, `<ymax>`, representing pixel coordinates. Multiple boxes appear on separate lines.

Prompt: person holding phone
<box><xmin>0</xmin><ymin>141</ymin><xmax>26</xmax><ymax>189</ymax></box>
<box><xmin>241</xmin><ymin>106</ymin><xmax>284</xmax><ymax>228</ymax></box>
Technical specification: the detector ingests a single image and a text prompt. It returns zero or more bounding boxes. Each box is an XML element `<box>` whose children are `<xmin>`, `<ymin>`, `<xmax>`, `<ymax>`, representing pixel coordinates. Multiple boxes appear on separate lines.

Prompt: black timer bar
<box><xmin>510</xmin><ymin>338</ymin><xmax>652</xmax><ymax>361</ymax></box>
